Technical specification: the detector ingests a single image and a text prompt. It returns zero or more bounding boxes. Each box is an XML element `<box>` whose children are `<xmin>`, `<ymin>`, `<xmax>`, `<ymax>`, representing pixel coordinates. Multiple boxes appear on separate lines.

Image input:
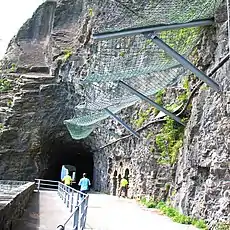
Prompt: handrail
<box><xmin>35</xmin><ymin>179</ymin><xmax>59</xmax><ymax>192</ymax></box>
<box><xmin>34</xmin><ymin>179</ymin><xmax>89</xmax><ymax>230</ymax></box>
<box><xmin>35</xmin><ymin>178</ymin><xmax>59</xmax><ymax>183</ymax></box>
<box><xmin>57</xmin><ymin>182</ymin><xmax>89</xmax><ymax>230</ymax></box>
<box><xmin>63</xmin><ymin>195</ymin><xmax>87</xmax><ymax>226</ymax></box>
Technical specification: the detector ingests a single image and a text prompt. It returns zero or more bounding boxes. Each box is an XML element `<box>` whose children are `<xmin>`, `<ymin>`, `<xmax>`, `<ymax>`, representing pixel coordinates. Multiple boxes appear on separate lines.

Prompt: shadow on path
<box><xmin>13</xmin><ymin>192</ymin><xmax>40</xmax><ymax>230</ymax></box>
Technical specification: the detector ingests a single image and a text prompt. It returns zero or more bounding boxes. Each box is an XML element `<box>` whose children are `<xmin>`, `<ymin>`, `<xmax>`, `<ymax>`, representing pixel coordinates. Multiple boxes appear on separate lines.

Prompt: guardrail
<box><xmin>57</xmin><ymin>182</ymin><xmax>89</xmax><ymax>230</ymax></box>
<box><xmin>34</xmin><ymin>179</ymin><xmax>89</xmax><ymax>230</ymax></box>
<box><xmin>35</xmin><ymin>179</ymin><xmax>59</xmax><ymax>191</ymax></box>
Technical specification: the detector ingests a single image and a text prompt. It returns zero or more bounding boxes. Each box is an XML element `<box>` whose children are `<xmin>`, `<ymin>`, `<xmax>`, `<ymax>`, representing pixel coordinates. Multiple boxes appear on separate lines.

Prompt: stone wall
<box><xmin>0</xmin><ymin>181</ymin><xmax>35</xmax><ymax>230</ymax></box>
<box><xmin>92</xmin><ymin>88</ymin><xmax>182</xmax><ymax>199</ymax></box>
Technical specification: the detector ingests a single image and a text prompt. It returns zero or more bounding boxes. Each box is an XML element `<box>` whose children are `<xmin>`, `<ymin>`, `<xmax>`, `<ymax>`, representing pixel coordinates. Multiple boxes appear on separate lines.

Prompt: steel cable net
<box><xmin>93</xmin><ymin>0</ymin><xmax>220</xmax><ymax>33</ymax></box>
<box><xmin>64</xmin><ymin>0</ymin><xmax>221</xmax><ymax>140</ymax></box>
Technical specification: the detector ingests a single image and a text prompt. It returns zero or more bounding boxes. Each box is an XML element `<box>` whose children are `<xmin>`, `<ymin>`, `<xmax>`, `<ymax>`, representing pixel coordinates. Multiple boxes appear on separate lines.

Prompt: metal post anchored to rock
<box><xmin>119</xmin><ymin>80</ymin><xmax>185</xmax><ymax>126</ymax></box>
<box><xmin>144</xmin><ymin>33</ymin><xmax>221</xmax><ymax>92</ymax></box>
<box><xmin>105</xmin><ymin>108</ymin><xmax>140</xmax><ymax>138</ymax></box>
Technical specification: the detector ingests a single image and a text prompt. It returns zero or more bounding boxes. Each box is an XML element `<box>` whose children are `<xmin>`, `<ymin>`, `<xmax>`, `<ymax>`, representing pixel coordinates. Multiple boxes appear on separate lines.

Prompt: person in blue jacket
<box><xmin>78</xmin><ymin>173</ymin><xmax>91</xmax><ymax>197</ymax></box>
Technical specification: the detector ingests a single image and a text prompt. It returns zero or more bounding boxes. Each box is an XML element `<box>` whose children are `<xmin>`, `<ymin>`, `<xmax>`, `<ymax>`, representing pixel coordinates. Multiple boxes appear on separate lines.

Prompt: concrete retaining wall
<box><xmin>0</xmin><ymin>181</ymin><xmax>35</xmax><ymax>230</ymax></box>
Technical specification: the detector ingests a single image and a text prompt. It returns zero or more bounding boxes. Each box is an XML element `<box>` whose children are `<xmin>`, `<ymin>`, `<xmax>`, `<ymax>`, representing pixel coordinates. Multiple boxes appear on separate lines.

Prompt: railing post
<box><xmin>70</xmin><ymin>190</ymin><xmax>74</xmax><ymax>212</ymax></box>
<box><xmin>64</xmin><ymin>185</ymin><xmax>67</xmax><ymax>204</ymax></box>
<box><xmin>73</xmin><ymin>194</ymin><xmax>80</xmax><ymax>230</ymax></box>
<box><xmin>37</xmin><ymin>179</ymin><xmax>41</xmax><ymax>192</ymax></box>
<box><xmin>79</xmin><ymin>196</ymin><xmax>87</xmax><ymax>230</ymax></box>
<box><xmin>67</xmin><ymin>186</ymin><xmax>70</xmax><ymax>208</ymax></box>
<box><xmin>61</xmin><ymin>183</ymin><xmax>64</xmax><ymax>200</ymax></box>
<box><xmin>57</xmin><ymin>182</ymin><xmax>60</xmax><ymax>196</ymax></box>
<box><xmin>56</xmin><ymin>185</ymin><xmax>90</xmax><ymax>230</ymax></box>
<box><xmin>83</xmin><ymin>196</ymin><xmax>89</xmax><ymax>228</ymax></box>
<box><xmin>73</xmin><ymin>207</ymin><xmax>79</xmax><ymax>230</ymax></box>
<box><xmin>78</xmin><ymin>199</ymin><xmax>83</xmax><ymax>230</ymax></box>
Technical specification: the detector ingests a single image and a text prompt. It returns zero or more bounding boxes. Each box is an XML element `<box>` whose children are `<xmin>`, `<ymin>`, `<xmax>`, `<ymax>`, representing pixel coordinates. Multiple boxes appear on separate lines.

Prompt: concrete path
<box><xmin>13</xmin><ymin>190</ymin><xmax>73</xmax><ymax>230</ymax></box>
<box><xmin>13</xmin><ymin>191</ymin><xmax>197</xmax><ymax>230</ymax></box>
<box><xmin>86</xmin><ymin>193</ymin><xmax>197</xmax><ymax>230</ymax></box>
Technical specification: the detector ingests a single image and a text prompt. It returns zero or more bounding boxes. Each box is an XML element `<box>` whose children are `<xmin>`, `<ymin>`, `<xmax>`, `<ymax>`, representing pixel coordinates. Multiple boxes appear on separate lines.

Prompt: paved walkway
<box><xmin>14</xmin><ymin>191</ymin><xmax>73</xmax><ymax>230</ymax></box>
<box><xmin>14</xmin><ymin>191</ymin><xmax>197</xmax><ymax>230</ymax></box>
<box><xmin>86</xmin><ymin>193</ymin><xmax>197</xmax><ymax>230</ymax></box>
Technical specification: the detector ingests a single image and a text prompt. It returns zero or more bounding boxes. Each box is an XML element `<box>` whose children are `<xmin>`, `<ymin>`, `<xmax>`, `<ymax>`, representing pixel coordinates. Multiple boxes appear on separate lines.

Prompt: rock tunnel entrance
<box><xmin>42</xmin><ymin>138</ymin><xmax>93</xmax><ymax>189</ymax></box>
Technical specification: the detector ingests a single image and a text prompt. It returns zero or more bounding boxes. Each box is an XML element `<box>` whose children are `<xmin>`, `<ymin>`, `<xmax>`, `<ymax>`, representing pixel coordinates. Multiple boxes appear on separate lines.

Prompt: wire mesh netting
<box><xmin>85</xmin><ymin>27</ymin><xmax>201</xmax><ymax>83</ymax></box>
<box><xmin>64</xmin><ymin>0</ymin><xmax>222</xmax><ymax>140</ymax></box>
<box><xmin>93</xmin><ymin>0</ymin><xmax>220</xmax><ymax>33</ymax></box>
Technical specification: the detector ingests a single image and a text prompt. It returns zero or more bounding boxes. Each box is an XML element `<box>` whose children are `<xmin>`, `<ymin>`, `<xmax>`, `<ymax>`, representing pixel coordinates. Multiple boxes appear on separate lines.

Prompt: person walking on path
<box><xmin>78</xmin><ymin>173</ymin><xmax>91</xmax><ymax>197</ymax></box>
<box><xmin>119</xmin><ymin>177</ymin><xmax>128</xmax><ymax>198</ymax></box>
<box><xmin>62</xmin><ymin>172</ymin><xmax>73</xmax><ymax>186</ymax></box>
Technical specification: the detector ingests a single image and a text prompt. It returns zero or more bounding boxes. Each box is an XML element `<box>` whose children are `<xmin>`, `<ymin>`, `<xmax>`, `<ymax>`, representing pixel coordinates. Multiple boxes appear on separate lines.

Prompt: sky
<box><xmin>0</xmin><ymin>0</ymin><xmax>44</xmax><ymax>58</ymax></box>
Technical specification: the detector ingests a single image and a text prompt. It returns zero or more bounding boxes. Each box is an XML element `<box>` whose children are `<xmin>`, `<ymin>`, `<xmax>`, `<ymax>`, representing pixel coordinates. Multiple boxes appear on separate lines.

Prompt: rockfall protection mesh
<box><xmin>64</xmin><ymin>0</ymin><xmax>221</xmax><ymax>140</ymax></box>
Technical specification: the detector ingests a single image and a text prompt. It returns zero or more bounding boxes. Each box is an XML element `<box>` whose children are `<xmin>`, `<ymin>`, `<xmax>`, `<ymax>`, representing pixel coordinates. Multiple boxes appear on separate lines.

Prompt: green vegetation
<box><xmin>216</xmin><ymin>222</ymin><xmax>230</xmax><ymax>230</ymax></box>
<box><xmin>88</xmin><ymin>8</ymin><xmax>94</xmax><ymax>17</ymax></box>
<box><xmin>155</xmin><ymin>76</ymin><xmax>191</xmax><ymax>165</ymax></box>
<box><xmin>0</xmin><ymin>61</ymin><xmax>17</xmax><ymax>73</ymax></box>
<box><xmin>0</xmin><ymin>123</ymin><xmax>3</xmax><ymax>130</ymax></box>
<box><xmin>63</xmin><ymin>49</ymin><xmax>73</xmax><ymax>61</ymax></box>
<box><xmin>200</xmin><ymin>84</ymin><xmax>209</xmax><ymax>91</ymax></box>
<box><xmin>160</xmin><ymin>27</ymin><xmax>201</xmax><ymax>55</ymax></box>
<box><xmin>146</xmin><ymin>132</ymin><xmax>154</xmax><ymax>140</ymax></box>
<box><xmin>10</xmin><ymin>63</ymin><xmax>17</xmax><ymax>72</ymax></box>
<box><xmin>133</xmin><ymin>77</ymin><xmax>193</xmax><ymax>165</ymax></box>
<box><xmin>149</xmin><ymin>146</ymin><xmax>155</xmax><ymax>153</ymax></box>
<box><xmin>134</xmin><ymin>107</ymin><xmax>153</xmax><ymax>128</ymax></box>
<box><xmin>178</xmin><ymin>77</ymin><xmax>190</xmax><ymax>103</ymax></box>
<box><xmin>156</xmin><ymin>117</ymin><xmax>184</xmax><ymax>165</ymax></box>
<box><xmin>153</xmin><ymin>89</ymin><xmax>165</xmax><ymax>115</ymax></box>
<box><xmin>190</xmin><ymin>47</ymin><xmax>199</xmax><ymax>65</ymax></box>
<box><xmin>7</xmin><ymin>99</ymin><xmax>13</xmax><ymax>107</ymax></box>
<box><xmin>165</xmin><ymin>183</ymin><xmax>170</xmax><ymax>194</ymax></box>
<box><xmin>119</xmin><ymin>51</ymin><xmax>125</xmax><ymax>57</ymax></box>
<box><xmin>0</xmin><ymin>79</ymin><xmax>12</xmax><ymax>92</ymax></box>
<box><xmin>133</xmin><ymin>89</ymin><xmax>165</xmax><ymax>128</ymax></box>
<box><xmin>158</xmin><ymin>27</ymin><xmax>201</xmax><ymax>63</ymax></box>
<box><xmin>139</xmin><ymin>198</ymin><xmax>208</xmax><ymax>229</ymax></box>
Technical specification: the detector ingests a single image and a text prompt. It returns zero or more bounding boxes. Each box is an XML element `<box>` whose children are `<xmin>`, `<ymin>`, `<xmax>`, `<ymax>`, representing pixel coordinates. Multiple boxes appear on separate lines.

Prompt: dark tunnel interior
<box><xmin>42</xmin><ymin>139</ymin><xmax>93</xmax><ymax>189</ymax></box>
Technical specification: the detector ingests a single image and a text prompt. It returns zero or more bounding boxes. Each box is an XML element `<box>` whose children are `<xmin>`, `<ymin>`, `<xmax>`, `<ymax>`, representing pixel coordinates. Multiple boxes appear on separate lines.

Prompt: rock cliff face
<box><xmin>173</xmin><ymin>19</ymin><xmax>230</xmax><ymax>224</ymax></box>
<box><xmin>0</xmin><ymin>0</ymin><xmax>92</xmax><ymax>180</ymax></box>
<box><xmin>0</xmin><ymin>0</ymin><xmax>229</xmax><ymax>227</ymax></box>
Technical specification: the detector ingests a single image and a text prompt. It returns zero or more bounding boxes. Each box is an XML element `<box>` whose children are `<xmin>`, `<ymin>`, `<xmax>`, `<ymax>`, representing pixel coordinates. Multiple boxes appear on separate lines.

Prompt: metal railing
<box><xmin>34</xmin><ymin>179</ymin><xmax>89</xmax><ymax>230</ymax></box>
<box><xmin>57</xmin><ymin>182</ymin><xmax>89</xmax><ymax>230</ymax></box>
<box><xmin>35</xmin><ymin>178</ymin><xmax>59</xmax><ymax>191</ymax></box>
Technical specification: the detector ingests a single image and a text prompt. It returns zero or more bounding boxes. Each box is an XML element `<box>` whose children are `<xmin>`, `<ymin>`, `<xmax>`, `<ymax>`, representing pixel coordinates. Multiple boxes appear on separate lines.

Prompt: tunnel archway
<box><xmin>124</xmin><ymin>168</ymin><xmax>130</xmax><ymax>182</ymax></box>
<box><xmin>112</xmin><ymin>170</ymin><xmax>118</xmax><ymax>196</ymax></box>
<box><xmin>41</xmin><ymin>138</ymin><xmax>93</xmax><ymax>189</ymax></box>
<box><xmin>118</xmin><ymin>174</ymin><xmax>121</xmax><ymax>188</ymax></box>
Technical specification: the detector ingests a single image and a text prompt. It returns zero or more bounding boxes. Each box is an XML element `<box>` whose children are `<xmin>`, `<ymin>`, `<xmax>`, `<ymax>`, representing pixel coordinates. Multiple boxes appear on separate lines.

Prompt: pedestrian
<box><xmin>119</xmin><ymin>177</ymin><xmax>128</xmax><ymax>198</ymax></box>
<box><xmin>62</xmin><ymin>172</ymin><xmax>73</xmax><ymax>186</ymax></box>
<box><xmin>78</xmin><ymin>173</ymin><xmax>91</xmax><ymax>197</ymax></box>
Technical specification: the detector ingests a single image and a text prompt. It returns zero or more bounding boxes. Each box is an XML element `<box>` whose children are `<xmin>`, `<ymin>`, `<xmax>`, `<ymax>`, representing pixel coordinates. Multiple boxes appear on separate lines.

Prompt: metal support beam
<box><xmin>93</xmin><ymin>19</ymin><xmax>214</xmax><ymax>40</ymax></box>
<box><xmin>119</xmin><ymin>81</ymin><xmax>185</xmax><ymax>126</ymax></box>
<box><xmin>144</xmin><ymin>33</ymin><xmax>220</xmax><ymax>92</ymax></box>
<box><xmin>105</xmin><ymin>108</ymin><xmax>140</xmax><ymax>138</ymax></box>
